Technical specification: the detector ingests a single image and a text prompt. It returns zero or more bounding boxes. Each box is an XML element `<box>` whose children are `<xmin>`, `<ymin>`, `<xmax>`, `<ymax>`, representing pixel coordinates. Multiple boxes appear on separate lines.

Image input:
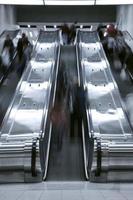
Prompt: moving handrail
<box><xmin>0</xmin><ymin>30</ymin><xmax>60</xmax><ymax>182</ymax></box>
<box><xmin>78</xmin><ymin>30</ymin><xmax>133</xmax><ymax>182</ymax></box>
<box><xmin>75</xmin><ymin>40</ymin><xmax>89</xmax><ymax>180</ymax></box>
<box><xmin>122</xmin><ymin>30</ymin><xmax>133</xmax><ymax>81</ymax></box>
<box><xmin>42</xmin><ymin>43</ymin><xmax>60</xmax><ymax>180</ymax></box>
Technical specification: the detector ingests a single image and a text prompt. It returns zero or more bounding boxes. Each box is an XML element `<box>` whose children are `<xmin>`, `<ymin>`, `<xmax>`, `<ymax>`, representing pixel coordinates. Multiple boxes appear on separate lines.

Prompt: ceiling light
<box><xmin>0</xmin><ymin>0</ymin><xmax>43</xmax><ymax>5</ymax></box>
<box><xmin>96</xmin><ymin>0</ymin><xmax>133</xmax><ymax>4</ymax></box>
<box><xmin>45</xmin><ymin>0</ymin><xmax>94</xmax><ymax>5</ymax></box>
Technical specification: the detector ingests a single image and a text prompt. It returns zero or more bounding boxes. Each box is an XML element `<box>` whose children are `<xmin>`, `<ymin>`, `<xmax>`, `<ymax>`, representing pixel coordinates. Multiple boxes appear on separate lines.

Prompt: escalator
<box><xmin>46</xmin><ymin>45</ymin><xmax>85</xmax><ymax>181</ymax></box>
<box><xmin>0</xmin><ymin>30</ymin><xmax>60</xmax><ymax>182</ymax></box>
<box><xmin>0</xmin><ymin>30</ymin><xmax>20</xmax><ymax>125</ymax></box>
<box><xmin>78</xmin><ymin>30</ymin><xmax>133</xmax><ymax>182</ymax></box>
<box><xmin>0</xmin><ymin>29</ymin><xmax>39</xmax><ymax>126</ymax></box>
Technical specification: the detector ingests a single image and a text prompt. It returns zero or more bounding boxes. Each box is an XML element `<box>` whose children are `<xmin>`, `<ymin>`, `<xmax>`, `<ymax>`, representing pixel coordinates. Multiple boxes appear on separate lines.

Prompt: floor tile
<box><xmin>62</xmin><ymin>190</ymin><xmax>83</xmax><ymax>200</ymax></box>
<box><xmin>40</xmin><ymin>190</ymin><xmax>62</xmax><ymax>200</ymax></box>
<box><xmin>120</xmin><ymin>191</ymin><xmax>133</xmax><ymax>200</ymax></box>
<box><xmin>81</xmin><ymin>190</ymin><xmax>105</xmax><ymax>200</ymax></box>
<box><xmin>18</xmin><ymin>190</ymin><xmax>42</xmax><ymax>200</ymax></box>
<box><xmin>0</xmin><ymin>190</ymin><xmax>23</xmax><ymax>200</ymax></box>
<box><xmin>101</xmin><ymin>190</ymin><xmax>126</xmax><ymax>200</ymax></box>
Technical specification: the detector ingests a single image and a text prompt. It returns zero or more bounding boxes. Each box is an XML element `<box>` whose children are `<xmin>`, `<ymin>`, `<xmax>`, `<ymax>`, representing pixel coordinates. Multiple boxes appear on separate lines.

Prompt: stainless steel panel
<box><xmin>78</xmin><ymin>30</ymin><xmax>133</xmax><ymax>182</ymax></box>
<box><xmin>0</xmin><ymin>30</ymin><xmax>60</xmax><ymax>182</ymax></box>
<box><xmin>78</xmin><ymin>30</ymin><xmax>132</xmax><ymax>140</ymax></box>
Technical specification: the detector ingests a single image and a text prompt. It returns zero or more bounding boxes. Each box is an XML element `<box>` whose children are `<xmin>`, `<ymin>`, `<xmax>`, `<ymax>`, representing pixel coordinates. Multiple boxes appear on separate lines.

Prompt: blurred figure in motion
<box><xmin>50</xmin><ymin>100</ymin><xmax>67</xmax><ymax>151</ymax></box>
<box><xmin>57</xmin><ymin>60</ymin><xmax>68</xmax><ymax>101</ymax></box>
<box><xmin>115</xmin><ymin>31</ymin><xmax>130</xmax><ymax>69</ymax></box>
<box><xmin>21</xmin><ymin>33</ymin><xmax>30</xmax><ymax>46</ymax></box>
<box><xmin>69</xmin><ymin>79</ymin><xmax>87</xmax><ymax>137</ymax></box>
<box><xmin>2</xmin><ymin>34</ymin><xmax>14</xmax><ymax>62</ymax></box>
<box><xmin>21</xmin><ymin>33</ymin><xmax>32</xmax><ymax>62</ymax></box>
<box><xmin>97</xmin><ymin>23</ymin><xmax>107</xmax><ymax>40</ymax></box>
<box><xmin>106</xmin><ymin>24</ymin><xmax>117</xmax><ymax>38</ymax></box>
<box><xmin>68</xmin><ymin>22</ymin><xmax>77</xmax><ymax>44</ymax></box>
<box><xmin>103</xmin><ymin>24</ymin><xmax>126</xmax><ymax>71</ymax></box>
<box><xmin>104</xmin><ymin>24</ymin><xmax>117</xmax><ymax>56</ymax></box>
<box><xmin>1</xmin><ymin>34</ymin><xmax>14</xmax><ymax>72</ymax></box>
<box><xmin>16</xmin><ymin>38</ymin><xmax>26</xmax><ymax>77</ymax></box>
<box><xmin>23</xmin><ymin>36</ymin><xmax>32</xmax><ymax>63</ymax></box>
<box><xmin>61</xmin><ymin>23</ymin><xmax>69</xmax><ymax>45</ymax></box>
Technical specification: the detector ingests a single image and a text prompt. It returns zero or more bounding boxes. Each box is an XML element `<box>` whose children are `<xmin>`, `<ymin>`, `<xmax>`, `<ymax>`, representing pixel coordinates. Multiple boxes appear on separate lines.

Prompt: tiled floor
<box><xmin>0</xmin><ymin>181</ymin><xmax>133</xmax><ymax>200</ymax></box>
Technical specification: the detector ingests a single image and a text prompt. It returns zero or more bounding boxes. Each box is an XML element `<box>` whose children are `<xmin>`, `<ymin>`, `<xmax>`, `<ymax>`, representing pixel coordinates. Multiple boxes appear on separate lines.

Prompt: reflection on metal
<box><xmin>0</xmin><ymin>30</ymin><xmax>60</xmax><ymax>182</ymax></box>
<box><xmin>78</xmin><ymin>30</ymin><xmax>133</xmax><ymax>182</ymax></box>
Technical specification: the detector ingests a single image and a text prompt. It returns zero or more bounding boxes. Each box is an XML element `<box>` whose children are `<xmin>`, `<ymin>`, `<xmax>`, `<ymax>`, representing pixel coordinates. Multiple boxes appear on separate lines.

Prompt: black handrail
<box><xmin>31</xmin><ymin>138</ymin><xmax>38</xmax><ymax>177</ymax></box>
<box><xmin>95</xmin><ymin>140</ymin><xmax>102</xmax><ymax>176</ymax></box>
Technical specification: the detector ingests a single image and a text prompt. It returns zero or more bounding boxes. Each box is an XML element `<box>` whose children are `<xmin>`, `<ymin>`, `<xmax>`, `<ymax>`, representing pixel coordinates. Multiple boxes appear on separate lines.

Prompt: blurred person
<box><xmin>69</xmin><ymin>79</ymin><xmax>87</xmax><ymax>137</ymax></box>
<box><xmin>21</xmin><ymin>33</ymin><xmax>30</xmax><ymax>46</ymax></box>
<box><xmin>23</xmin><ymin>37</ymin><xmax>32</xmax><ymax>63</ymax></box>
<box><xmin>106</xmin><ymin>24</ymin><xmax>117</xmax><ymax>38</ymax></box>
<box><xmin>16</xmin><ymin>38</ymin><xmax>26</xmax><ymax>77</ymax></box>
<box><xmin>97</xmin><ymin>24</ymin><xmax>107</xmax><ymax>40</ymax></box>
<box><xmin>103</xmin><ymin>26</ymin><xmax>123</xmax><ymax>70</ymax></box>
<box><xmin>21</xmin><ymin>33</ymin><xmax>32</xmax><ymax>60</ymax></box>
<box><xmin>2</xmin><ymin>34</ymin><xmax>14</xmax><ymax>62</ymax></box>
<box><xmin>50</xmin><ymin>100</ymin><xmax>67</xmax><ymax>151</ymax></box>
<box><xmin>68</xmin><ymin>22</ymin><xmax>77</xmax><ymax>44</ymax></box>
<box><xmin>1</xmin><ymin>45</ymin><xmax>10</xmax><ymax>72</ymax></box>
<box><xmin>102</xmin><ymin>24</ymin><xmax>117</xmax><ymax>54</ymax></box>
<box><xmin>115</xmin><ymin>31</ymin><xmax>129</xmax><ymax>68</ymax></box>
<box><xmin>61</xmin><ymin>23</ymin><xmax>69</xmax><ymax>45</ymax></box>
<box><xmin>57</xmin><ymin>60</ymin><xmax>68</xmax><ymax>101</ymax></box>
<box><xmin>1</xmin><ymin>34</ymin><xmax>14</xmax><ymax>72</ymax></box>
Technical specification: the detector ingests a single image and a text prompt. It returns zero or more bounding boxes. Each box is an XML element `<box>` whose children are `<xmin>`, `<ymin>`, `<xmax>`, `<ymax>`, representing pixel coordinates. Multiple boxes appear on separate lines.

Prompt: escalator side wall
<box><xmin>78</xmin><ymin>29</ymin><xmax>133</xmax><ymax>182</ymax></box>
<box><xmin>0</xmin><ymin>30</ymin><xmax>60</xmax><ymax>183</ymax></box>
<box><xmin>90</xmin><ymin>139</ymin><xmax>133</xmax><ymax>182</ymax></box>
<box><xmin>0</xmin><ymin>140</ymin><xmax>42</xmax><ymax>183</ymax></box>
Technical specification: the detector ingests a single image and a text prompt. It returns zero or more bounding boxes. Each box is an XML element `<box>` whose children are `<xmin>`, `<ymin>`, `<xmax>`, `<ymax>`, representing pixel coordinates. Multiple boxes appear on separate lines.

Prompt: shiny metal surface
<box><xmin>0</xmin><ymin>30</ymin><xmax>60</xmax><ymax>182</ymax></box>
<box><xmin>78</xmin><ymin>30</ymin><xmax>133</xmax><ymax>182</ymax></box>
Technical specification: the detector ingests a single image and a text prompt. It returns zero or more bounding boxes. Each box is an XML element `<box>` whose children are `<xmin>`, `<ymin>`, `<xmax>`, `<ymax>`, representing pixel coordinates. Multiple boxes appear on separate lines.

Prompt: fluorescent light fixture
<box><xmin>90</xmin><ymin>25</ymin><xmax>93</xmax><ymax>31</ymax></box>
<box><xmin>104</xmin><ymin>32</ymin><xmax>107</xmax><ymax>37</ymax></box>
<box><xmin>0</xmin><ymin>0</ymin><xmax>43</xmax><ymax>5</ymax></box>
<box><xmin>96</xmin><ymin>0</ymin><xmax>133</xmax><ymax>4</ymax></box>
<box><xmin>29</xmin><ymin>31</ymin><xmax>33</xmax><ymax>37</ymax></box>
<box><xmin>45</xmin><ymin>0</ymin><xmax>94</xmax><ymax>5</ymax></box>
<box><xmin>44</xmin><ymin>25</ymin><xmax>46</xmax><ymax>30</ymax></box>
